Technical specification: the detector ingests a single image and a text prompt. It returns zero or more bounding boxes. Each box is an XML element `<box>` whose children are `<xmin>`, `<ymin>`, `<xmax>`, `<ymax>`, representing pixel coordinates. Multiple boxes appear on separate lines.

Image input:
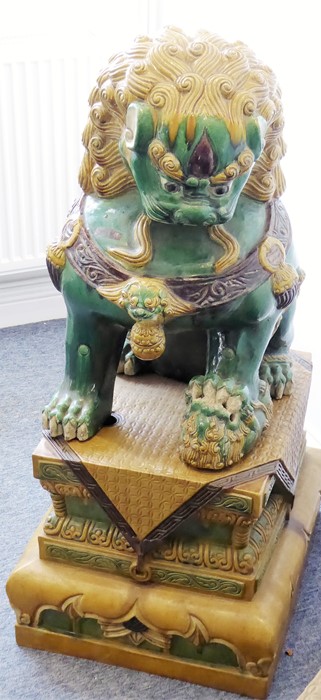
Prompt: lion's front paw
<box><xmin>259</xmin><ymin>354</ymin><xmax>293</xmax><ymax>399</ymax></box>
<box><xmin>42</xmin><ymin>387</ymin><xmax>103</xmax><ymax>441</ymax></box>
<box><xmin>180</xmin><ymin>374</ymin><xmax>272</xmax><ymax>470</ymax></box>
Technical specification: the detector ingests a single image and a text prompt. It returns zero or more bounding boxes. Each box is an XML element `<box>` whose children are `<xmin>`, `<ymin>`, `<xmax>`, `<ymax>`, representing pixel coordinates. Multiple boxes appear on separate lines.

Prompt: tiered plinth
<box><xmin>6</xmin><ymin>354</ymin><xmax>320</xmax><ymax>699</ymax></box>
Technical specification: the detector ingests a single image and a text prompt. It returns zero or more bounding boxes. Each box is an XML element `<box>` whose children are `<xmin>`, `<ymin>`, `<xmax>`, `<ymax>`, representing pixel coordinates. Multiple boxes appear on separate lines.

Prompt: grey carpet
<box><xmin>1</xmin><ymin>319</ymin><xmax>320</xmax><ymax>700</ymax></box>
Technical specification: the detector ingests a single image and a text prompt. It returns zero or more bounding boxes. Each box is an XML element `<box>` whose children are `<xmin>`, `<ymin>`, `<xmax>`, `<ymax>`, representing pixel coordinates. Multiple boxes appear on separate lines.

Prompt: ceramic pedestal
<box><xmin>6</xmin><ymin>354</ymin><xmax>320</xmax><ymax>699</ymax></box>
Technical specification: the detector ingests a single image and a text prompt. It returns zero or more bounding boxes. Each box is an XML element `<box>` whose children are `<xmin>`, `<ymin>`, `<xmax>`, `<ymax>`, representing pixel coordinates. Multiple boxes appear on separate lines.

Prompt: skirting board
<box><xmin>0</xmin><ymin>266</ymin><xmax>66</xmax><ymax>328</ymax></box>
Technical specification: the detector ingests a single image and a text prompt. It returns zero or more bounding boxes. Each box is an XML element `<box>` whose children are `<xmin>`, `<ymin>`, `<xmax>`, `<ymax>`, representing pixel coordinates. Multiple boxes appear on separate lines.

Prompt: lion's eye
<box><xmin>211</xmin><ymin>183</ymin><xmax>231</xmax><ymax>196</ymax></box>
<box><xmin>163</xmin><ymin>181</ymin><xmax>181</xmax><ymax>193</ymax></box>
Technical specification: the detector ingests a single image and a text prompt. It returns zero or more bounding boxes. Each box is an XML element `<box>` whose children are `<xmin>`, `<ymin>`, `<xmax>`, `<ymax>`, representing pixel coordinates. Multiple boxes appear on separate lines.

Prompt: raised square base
<box><xmin>34</xmin><ymin>354</ymin><xmax>311</xmax><ymax>547</ymax></box>
<box><xmin>7</xmin><ymin>447</ymin><xmax>321</xmax><ymax>699</ymax></box>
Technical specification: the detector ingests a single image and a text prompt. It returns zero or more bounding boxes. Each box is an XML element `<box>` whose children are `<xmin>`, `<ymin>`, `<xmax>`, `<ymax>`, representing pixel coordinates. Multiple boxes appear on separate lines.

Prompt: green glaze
<box><xmin>39</xmin><ymin>609</ymin><xmax>74</xmax><ymax>635</ymax></box>
<box><xmin>38</xmin><ymin>608</ymin><xmax>239</xmax><ymax>668</ymax></box>
<box><xmin>45</xmin><ymin>544</ymin><xmax>131</xmax><ymax>576</ymax></box>
<box><xmin>37</xmin><ymin>607</ymin><xmax>241</xmax><ymax>668</ymax></box>
<box><xmin>170</xmin><ymin>637</ymin><xmax>239</xmax><ymax>667</ymax></box>
<box><xmin>38</xmin><ymin>461</ymin><xmax>79</xmax><ymax>484</ymax></box>
<box><xmin>85</xmin><ymin>191</ymin><xmax>267</xmax><ymax>277</ymax></box>
<box><xmin>209</xmin><ymin>493</ymin><xmax>252</xmax><ymax>514</ymax></box>
<box><xmin>79</xmin><ymin>618</ymin><xmax>104</xmax><ymax>639</ymax></box>
<box><xmin>44</xmin><ymin>543</ymin><xmax>243</xmax><ymax>596</ymax></box>
<box><xmin>46</xmin><ymin>544</ymin><xmax>130</xmax><ymax>575</ymax></box>
<box><xmin>64</xmin><ymin>496</ymin><xmax>109</xmax><ymax>523</ymax></box>
<box><xmin>45</xmin><ymin>234</ymin><xmax>297</xmax><ymax>463</ymax></box>
<box><xmin>170</xmin><ymin>117</ymin><xmax>240</xmax><ymax>174</ymax></box>
<box><xmin>121</xmin><ymin>110</ymin><xmax>263</xmax><ymax>227</ymax></box>
<box><xmin>151</xmin><ymin>570</ymin><xmax>243</xmax><ymax>596</ymax></box>
<box><xmin>172</xmin><ymin>520</ymin><xmax>233</xmax><ymax>545</ymax></box>
<box><xmin>38</xmin><ymin>610</ymin><xmax>103</xmax><ymax>639</ymax></box>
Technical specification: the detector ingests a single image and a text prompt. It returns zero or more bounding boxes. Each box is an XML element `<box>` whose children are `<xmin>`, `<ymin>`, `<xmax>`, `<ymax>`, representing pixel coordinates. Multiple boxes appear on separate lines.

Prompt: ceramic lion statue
<box><xmin>43</xmin><ymin>27</ymin><xmax>303</xmax><ymax>470</ymax></box>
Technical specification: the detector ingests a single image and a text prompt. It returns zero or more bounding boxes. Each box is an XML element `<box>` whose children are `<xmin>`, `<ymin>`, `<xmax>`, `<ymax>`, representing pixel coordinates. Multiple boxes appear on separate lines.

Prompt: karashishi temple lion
<box><xmin>43</xmin><ymin>27</ymin><xmax>303</xmax><ymax>470</ymax></box>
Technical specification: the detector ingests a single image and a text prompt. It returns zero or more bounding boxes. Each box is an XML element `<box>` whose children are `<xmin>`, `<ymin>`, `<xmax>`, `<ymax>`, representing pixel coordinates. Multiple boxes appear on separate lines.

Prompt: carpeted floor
<box><xmin>1</xmin><ymin>319</ymin><xmax>321</xmax><ymax>700</ymax></box>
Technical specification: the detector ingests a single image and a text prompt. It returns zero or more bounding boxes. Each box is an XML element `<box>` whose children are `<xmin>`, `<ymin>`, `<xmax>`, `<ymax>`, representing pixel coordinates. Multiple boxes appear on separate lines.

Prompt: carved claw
<box><xmin>77</xmin><ymin>423</ymin><xmax>89</xmax><ymax>441</ymax></box>
<box><xmin>260</xmin><ymin>355</ymin><xmax>293</xmax><ymax>399</ymax></box>
<box><xmin>42</xmin><ymin>412</ymin><xmax>49</xmax><ymax>430</ymax></box>
<box><xmin>63</xmin><ymin>421</ymin><xmax>77</xmax><ymax>441</ymax></box>
<box><xmin>49</xmin><ymin>416</ymin><xmax>63</xmax><ymax>437</ymax></box>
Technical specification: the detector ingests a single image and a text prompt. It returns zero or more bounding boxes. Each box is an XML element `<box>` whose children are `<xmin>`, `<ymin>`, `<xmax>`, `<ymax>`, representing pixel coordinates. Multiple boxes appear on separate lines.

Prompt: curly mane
<box><xmin>79</xmin><ymin>26</ymin><xmax>285</xmax><ymax>202</ymax></box>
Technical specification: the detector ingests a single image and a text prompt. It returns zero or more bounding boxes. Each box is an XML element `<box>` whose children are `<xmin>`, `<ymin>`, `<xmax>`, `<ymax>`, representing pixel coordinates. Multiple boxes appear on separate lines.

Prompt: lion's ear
<box><xmin>124</xmin><ymin>102</ymin><xmax>155</xmax><ymax>153</ymax></box>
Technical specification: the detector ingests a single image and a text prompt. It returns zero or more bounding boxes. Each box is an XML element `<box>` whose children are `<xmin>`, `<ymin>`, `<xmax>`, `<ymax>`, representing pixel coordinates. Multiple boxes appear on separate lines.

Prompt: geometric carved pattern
<box><xmin>40</xmin><ymin>493</ymin><xmax>288</xmax><ymax>600</ymax></box>
<box><xmin>40</xmin><ymin>480</ymin><xmax>91</xmax><ymax>500</ymax></box>
<box><xmin>41</xmin><ymin>541</ymin><xmax>245</xmax><ymax>597</ymax></box>
<box><xmin>151</xmin><ymin>494</ymin><xmax>287</xmax><ymax>576</ymax></box>
<box><xmin>38</xmin><ymin>462</ymin><xmax>79</xmax><ymax>484</ymax></box>
<box><xmin>201</xmin><ymin>493</ymin><xmax>253</xmax><ymax>514</ymax></box>
<box><xmin>43</xmin><ymin>512</ymin><xmax>134</xmax><ymax>552</ymax></box>
<box><xmin>86</xmin><ymin>467</ymin><xmax>200</xmax><ymax>539</ymax></box>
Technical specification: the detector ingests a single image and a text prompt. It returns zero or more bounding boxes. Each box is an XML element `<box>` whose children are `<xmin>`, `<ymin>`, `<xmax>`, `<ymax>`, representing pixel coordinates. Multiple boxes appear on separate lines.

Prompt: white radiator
<box><xmin>0</xmin><ymin>5</ymin><xmax>148</xmax><ymax>327</ymax></box>
<box><xmin>0</xmin><ymin>54</ymin><xmax>97</xmax><ymax>274</ymax></box>
<box><xmin>0</xmin><ymin>49</ymin><xmax>104</xmax><ymax>326</ymax></box>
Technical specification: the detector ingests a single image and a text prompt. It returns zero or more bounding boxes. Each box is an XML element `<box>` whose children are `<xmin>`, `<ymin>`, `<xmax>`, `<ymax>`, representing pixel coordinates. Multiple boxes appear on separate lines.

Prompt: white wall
<box><xmin>0</xmin><ymin>0</ymin><xmax>320</xmax><ymax>442</ymax></box>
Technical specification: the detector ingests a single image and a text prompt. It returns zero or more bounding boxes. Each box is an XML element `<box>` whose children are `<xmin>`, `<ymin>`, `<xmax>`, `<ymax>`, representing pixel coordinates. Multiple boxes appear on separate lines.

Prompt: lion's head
<box><xmin>79</xmin><ymin>27</ymin><xmax>285</xmax><ymax>227</ymax></box>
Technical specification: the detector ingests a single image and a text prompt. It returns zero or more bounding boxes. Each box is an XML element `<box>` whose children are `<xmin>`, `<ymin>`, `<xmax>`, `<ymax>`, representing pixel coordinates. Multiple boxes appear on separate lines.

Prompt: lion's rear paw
<box><xmin>259</xmin><ymin>354</ymin><xmax>293</xmax><ymax>399</ymax></box>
